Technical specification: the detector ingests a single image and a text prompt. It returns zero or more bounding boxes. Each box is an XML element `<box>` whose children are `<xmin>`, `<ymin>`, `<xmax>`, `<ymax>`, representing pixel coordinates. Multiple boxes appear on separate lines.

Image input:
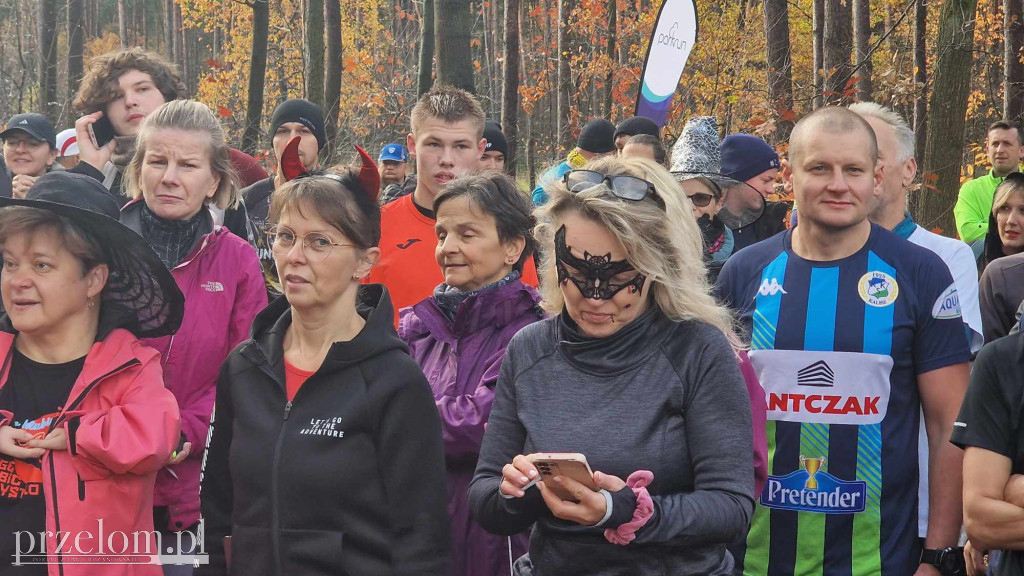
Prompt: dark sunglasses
<box><xmin>563</xmin><ymin>170</ymin><xmax>664</xmax><ymax>207</ymax></box>
<box><xmin>687</xmin><ymin>192</ymin><xmax>714</xmax><ymax>207</ymax></box>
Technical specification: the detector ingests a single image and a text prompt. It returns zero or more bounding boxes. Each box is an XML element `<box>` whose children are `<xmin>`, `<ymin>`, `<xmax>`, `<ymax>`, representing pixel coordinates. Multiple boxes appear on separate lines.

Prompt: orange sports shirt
<box><xmin>366</xmin><ymin>193</ymin><xmax>539</xmax><ymax>326</ymax></box>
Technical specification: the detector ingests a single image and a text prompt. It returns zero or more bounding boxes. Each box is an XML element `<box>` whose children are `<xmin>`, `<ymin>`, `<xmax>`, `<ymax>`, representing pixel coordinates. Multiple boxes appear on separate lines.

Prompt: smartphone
<box><xmin>88</xmin><ymin>115</ymin><xmax>117</xmax><ymax>148</ymax></box>
<box><xmin>528</xmin><ymin>452</ymin><xmax>598</xmax><ymax>502</ymax></box>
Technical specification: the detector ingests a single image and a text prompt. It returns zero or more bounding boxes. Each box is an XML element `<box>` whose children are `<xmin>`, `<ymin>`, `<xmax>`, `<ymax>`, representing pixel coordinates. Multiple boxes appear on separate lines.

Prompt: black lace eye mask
<box><xmin>554</xmin><ymin>225</ymin><xmax>646</xmax><ymax>300</ymax></box>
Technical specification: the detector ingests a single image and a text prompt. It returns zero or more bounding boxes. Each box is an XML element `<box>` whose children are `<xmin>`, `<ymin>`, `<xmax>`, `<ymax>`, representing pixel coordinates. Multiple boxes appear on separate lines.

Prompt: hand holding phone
<box><xmin>528</xmin><ymin>453</ymin><xmax>598</xmax><ymax>502</ymax></box>
<box><xmin>74</xmin><ymin>112</ymin><xmax>117</xmax><ymax>172</ymax></box>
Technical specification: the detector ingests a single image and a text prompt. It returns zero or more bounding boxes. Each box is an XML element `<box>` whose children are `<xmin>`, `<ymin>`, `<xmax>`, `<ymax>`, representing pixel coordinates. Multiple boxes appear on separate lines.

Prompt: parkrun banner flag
<box><xmin>634</xmin><ymin>0</ymin><xmax>698</xmax><ymax>128</ymax></box>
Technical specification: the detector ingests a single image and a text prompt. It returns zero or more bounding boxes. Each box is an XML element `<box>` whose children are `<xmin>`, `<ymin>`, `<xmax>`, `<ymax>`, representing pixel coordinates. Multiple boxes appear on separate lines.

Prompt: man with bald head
<box><xmin>717</xmin><ymin>107</ymin><xmax>971</xmax><ymax>576</ymax></box>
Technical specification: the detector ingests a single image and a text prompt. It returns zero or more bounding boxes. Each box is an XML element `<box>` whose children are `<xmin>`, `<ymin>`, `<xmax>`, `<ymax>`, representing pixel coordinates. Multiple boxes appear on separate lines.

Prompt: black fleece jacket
<box><xmin>197</xmin><ymin>285</ymin><xmax>450</xmax><ymax>576</ymax></box>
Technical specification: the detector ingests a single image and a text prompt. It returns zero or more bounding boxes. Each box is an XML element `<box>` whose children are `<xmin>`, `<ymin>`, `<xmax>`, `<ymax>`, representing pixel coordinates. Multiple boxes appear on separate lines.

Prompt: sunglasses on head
<box><xmin>563</xmin><ymin>170</ymin><xmax>664</xmax><ymax>208</ymax></box>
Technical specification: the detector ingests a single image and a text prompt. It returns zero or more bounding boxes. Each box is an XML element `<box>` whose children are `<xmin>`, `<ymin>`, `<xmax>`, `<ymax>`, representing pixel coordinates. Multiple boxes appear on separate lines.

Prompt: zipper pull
<box><xmin>283</xmin><ymin>401</ymin><xmax>292</xmax><ymax>421</ymax></box>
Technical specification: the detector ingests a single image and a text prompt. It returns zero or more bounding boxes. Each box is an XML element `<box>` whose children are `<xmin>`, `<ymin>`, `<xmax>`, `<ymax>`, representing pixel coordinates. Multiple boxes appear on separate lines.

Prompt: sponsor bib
<box><xmin>748</xmin><ymin>349</ymin><xmax>894</xmax><ymax>425</ymax></box>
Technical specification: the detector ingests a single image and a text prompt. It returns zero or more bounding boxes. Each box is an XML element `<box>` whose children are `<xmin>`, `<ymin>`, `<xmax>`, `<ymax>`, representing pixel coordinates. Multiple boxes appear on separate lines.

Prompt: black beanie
<box><xmin>270</xmin><ymin>99</ymin><xmax>327</xmax><ymax>151</ymax></box>
<box><xmin>614</xmin><ymin>116</ymin><xmax>661</xmax><ymax>140</ymax></box>
<box><xmin>577</xmin><ymin>118</ymin><xmax>616</xmax><ymax>154</ymax></box>
<box><xmin>483</xmin><ymin>120</ymin><xmax>509</xmax><ymax>156</ymax></box>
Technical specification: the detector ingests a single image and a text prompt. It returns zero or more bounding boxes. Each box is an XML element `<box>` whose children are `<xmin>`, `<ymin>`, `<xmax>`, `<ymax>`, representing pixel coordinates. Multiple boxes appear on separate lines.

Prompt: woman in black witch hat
<box><xmin>0</xmin><ymin>171</ymin><xmax>184</xmax><ymax>576</ymax></box>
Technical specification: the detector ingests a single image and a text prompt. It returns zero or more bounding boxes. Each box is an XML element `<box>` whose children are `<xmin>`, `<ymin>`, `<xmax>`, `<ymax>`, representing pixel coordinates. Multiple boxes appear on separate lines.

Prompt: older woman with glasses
<box><xmin>199</xmin><ymin>163</ymin><xmax>450</xmax><ymax>576</ymax></box>
<box><xmin>469</xmin><ymin>157</ymin><xmax>758</xmax><ymax>576</ymax></box>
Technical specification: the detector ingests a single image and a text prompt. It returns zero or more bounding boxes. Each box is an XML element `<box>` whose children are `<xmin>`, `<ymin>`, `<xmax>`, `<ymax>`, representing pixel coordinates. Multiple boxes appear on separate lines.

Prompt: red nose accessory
<box><xmin>354</xmin><ymin>145</ymin><xmax>381</xmax><ymax>203</ymax></box>
<box><xmin>280</xmin><ymin>136</ymin><xmax>308</xmax><ymax>182</ymax></box>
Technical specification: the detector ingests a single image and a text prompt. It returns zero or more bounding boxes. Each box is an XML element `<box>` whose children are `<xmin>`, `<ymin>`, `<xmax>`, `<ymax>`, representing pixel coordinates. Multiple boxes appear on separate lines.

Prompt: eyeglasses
<box><xmin>687</xmin><ymin>192</ymin><xmax>714</xmax><ymax>207</ymax></box>
<box><xmin>267</xmin><ymin>226</ymin><xmax>354</xmax><ymax>261</ymax></box>
<box><xmin>563</xmin><ymin>170</ymin><xmax>663</xmax><ymax>207</ymax></box>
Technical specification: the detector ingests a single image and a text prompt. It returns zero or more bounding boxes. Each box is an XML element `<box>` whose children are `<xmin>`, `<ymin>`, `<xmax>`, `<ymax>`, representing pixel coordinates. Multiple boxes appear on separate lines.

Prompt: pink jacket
<box><xmin>123</xmin><ymin>202</ymin><xmax>268</xmax><ymax>532</ymax></box>
<box><xmin>0</xmin><ymin>328</ymin><xmax>181</xmax><ymax>576</ymax></box>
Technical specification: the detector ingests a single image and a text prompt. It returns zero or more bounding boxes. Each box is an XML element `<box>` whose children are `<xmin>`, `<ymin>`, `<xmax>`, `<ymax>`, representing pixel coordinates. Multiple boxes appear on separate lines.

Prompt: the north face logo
<box><xmin>201</xmin><ymin>281</ymin><xmax>224</xmax><ymax>293</ymax></box>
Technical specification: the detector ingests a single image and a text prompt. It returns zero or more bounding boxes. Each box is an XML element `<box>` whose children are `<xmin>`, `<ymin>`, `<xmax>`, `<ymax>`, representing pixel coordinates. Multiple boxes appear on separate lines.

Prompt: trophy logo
<box><xmin>800</xmin><ymin>455</ymin><xmax>826</xmax><ymax>490</ymax></box>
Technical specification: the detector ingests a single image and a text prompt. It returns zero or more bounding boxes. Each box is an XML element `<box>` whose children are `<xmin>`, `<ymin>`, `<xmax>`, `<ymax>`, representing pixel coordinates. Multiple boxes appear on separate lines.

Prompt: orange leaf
<box><xmin>206</xmin><ymin>58</ymin><xmax>221</xmax><ymax>69</ymax></box>
<box><xmin>930</xmin><ymin>227</ymin><xmax>944</xmax><ymax>235</ymax></box>
<box><xmin>217</xmin><ymin>106</ymin><xmax>232</xmax><ymax>117</ymax></box>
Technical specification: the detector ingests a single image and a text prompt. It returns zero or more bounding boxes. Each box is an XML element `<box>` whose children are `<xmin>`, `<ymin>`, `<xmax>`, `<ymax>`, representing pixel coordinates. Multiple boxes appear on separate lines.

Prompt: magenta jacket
<box><xmin>122</xmin><ymin>201</ymin><xmax>268</xmax><ymax>532</ymax></box>
<box><xmin>399</xmin><ymin>280</ymin><xmax>543</xmax><ymax>576</ymax></box>
<box><xmin>0</xmin><ymin>321</ymin><xmax>180</xmax><ymax>575</ymax></box>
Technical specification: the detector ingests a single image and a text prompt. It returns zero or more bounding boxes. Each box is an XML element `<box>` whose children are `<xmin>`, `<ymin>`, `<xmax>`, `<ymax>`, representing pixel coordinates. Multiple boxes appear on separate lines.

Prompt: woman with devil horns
<box><xmin>118</xmin><ymin>100</ymin><xmax>268</xmax><ymax>575</ymax></box>
<box><xmin>197</xmin><ymin>149</ymin><xmax>452</xmax><ymax>575</ymax></box>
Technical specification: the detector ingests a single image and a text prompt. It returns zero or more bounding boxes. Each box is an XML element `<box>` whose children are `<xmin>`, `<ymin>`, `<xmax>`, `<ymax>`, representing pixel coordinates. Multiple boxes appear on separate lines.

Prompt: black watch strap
<box><xmin>920</xmin><ymin>548</ymin><xmax>944</xmax><ymax>565</ymax></box>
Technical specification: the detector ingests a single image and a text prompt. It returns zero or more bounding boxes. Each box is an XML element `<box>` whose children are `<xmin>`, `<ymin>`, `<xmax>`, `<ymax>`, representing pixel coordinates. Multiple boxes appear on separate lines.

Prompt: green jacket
<box><xmin>955</xmin><ymin>172</ymin><xmax>1004</xmax><ymax>244</ymax></box>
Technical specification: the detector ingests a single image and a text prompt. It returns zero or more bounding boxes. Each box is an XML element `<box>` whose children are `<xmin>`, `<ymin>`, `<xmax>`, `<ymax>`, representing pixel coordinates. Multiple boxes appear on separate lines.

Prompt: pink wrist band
<box><xmin>604</xmin><ymin>470</ymin><xmax>654</xmax><ymax>545</ymax></box>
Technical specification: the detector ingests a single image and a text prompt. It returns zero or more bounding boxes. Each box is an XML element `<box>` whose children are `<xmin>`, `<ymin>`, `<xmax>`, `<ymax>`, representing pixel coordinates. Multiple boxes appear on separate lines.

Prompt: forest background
<box><xmin>0</xmin><ymin>0</ymin><xmax>1015</xmax><ymax>234</ymax></box>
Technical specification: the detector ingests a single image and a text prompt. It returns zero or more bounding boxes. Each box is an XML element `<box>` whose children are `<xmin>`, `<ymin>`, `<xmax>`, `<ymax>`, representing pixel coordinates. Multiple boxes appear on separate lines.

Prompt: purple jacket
<box><xmin>399</xmin><ymin>280</ymin><xmax>543</xmax><ymax>576</ymax></box>
<box><xmin>122</xmin><ymin>201</ymin><xmax>268</xmax><ymax>532</ymax></box>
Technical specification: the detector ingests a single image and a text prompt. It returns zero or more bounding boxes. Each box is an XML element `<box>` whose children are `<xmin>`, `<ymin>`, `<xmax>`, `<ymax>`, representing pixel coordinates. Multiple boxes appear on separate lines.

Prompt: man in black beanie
<box><xmin>481</xmin><ymin>120</ymin><xmax>509</xmax><ymax>171</ymax></box>
<box><xmin>614</xmin><ymin>116</ymin><xmax>661</xmax><ymax>153</ymax></box>
<box><xmin>532</xmin><ymin>118</ymin><xmax>616</xmax><ymax>205</ymax></box>
<box><xmin>241</xmin><ymin>98</ymin><xmax>327</xmax><ymax>296</ymax></box>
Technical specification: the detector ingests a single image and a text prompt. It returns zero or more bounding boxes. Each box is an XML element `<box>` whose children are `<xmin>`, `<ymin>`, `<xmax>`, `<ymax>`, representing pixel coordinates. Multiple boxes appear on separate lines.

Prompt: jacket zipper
<box><xmin>271</xmin><ymin>400</ymin><xmax>292</xmax><ymax>576</ymax></box>
<box><xmin>47</xmin><ymin>358</ymin><xmax>141</xmax><ymax>571</ymax></box>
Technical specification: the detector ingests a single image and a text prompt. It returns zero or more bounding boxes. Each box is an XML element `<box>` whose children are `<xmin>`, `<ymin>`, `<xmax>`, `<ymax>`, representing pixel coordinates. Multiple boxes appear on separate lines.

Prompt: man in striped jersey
<box><xmin>716</xmin><ymin>107</ymin><xmax>971</xmax><ymax>576</ymax></box>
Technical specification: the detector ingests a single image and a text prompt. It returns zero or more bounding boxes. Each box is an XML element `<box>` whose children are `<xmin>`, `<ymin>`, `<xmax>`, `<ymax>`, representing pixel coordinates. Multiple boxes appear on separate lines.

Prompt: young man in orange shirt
<box><xmin>367</xmin><ymin>85</ymin><xmax>537</xmax><ymax>325</ymax></box>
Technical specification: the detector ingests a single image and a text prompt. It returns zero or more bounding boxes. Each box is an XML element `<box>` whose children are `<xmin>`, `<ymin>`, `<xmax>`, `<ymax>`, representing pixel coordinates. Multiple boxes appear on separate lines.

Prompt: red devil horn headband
<box><xmin>279</xmin><ymin>136</ymin><xmax>307</xmax><ymax>182</ymax></box>
<box><xmin>354</xmin><ymin>145</ymin><xmax>380</xmax><ymax>203</ymax></box>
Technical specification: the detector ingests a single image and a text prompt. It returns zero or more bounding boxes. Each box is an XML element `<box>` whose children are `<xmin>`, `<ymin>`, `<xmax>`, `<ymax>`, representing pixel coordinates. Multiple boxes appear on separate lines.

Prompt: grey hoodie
<box><xmin>468</xmin><ymin>307</ymin><xmax>755</xmax><ymax>576</ymax></box>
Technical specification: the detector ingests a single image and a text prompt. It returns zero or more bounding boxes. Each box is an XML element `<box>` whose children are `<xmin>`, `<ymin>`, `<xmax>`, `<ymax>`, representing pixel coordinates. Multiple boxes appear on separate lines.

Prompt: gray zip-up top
<box><xmin>468</xmin><ymin>306</ymin><xmax>755</xmax><ymax>576</ymax></box>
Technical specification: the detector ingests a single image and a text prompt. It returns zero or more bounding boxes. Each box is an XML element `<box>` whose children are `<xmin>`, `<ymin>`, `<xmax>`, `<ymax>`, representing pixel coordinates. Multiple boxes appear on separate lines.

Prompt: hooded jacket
<box><xmin>0</xmin><ymin>306</ymin><xmax>180</xmax><ymax>576</ymax></box>
<box><xmin>398</xmin><ymin>280</ymin><xmax>543</xmax><ymax>576</ymax></box>
<box><xmin>120</xmin><ymin>200</ymin><xmax>268</xmax><ymax>532</ymax></box>
<box><xmin>198</xmin><ymin>285</ymin><xmax>450</xmax><ymax>576</ymax></box>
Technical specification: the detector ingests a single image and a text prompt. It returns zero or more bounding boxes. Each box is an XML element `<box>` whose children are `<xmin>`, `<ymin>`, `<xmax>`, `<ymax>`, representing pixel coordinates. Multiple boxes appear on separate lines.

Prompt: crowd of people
<box><xmin>0</xmin><ymin>45</ymin><xmax>1022</xmax><ymax>576</ymax></box>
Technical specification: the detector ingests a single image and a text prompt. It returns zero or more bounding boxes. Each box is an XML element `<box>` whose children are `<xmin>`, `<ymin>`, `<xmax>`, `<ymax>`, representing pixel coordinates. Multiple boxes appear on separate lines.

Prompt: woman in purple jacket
<box><xmin>120</xmin><ymin>100</ymin><xmax>267</xmax><ymax>575</ymax></box>
<box><xmin>399</xmin><ymin>171</ymin><xmax>544</xmax><ymax>576</ymax></box>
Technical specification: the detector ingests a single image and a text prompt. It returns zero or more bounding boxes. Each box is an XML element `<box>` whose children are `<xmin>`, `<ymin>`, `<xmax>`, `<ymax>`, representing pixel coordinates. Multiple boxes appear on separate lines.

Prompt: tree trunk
<box><xmin>117</xmin><ymin>0</ymin><xmax>128</xmax><ymax>48</ymax></box>
<box><xmin>1005</xmin><ymin>0</ymin><xmax>1024</xmax><ymax>123</ymax></box>
<box><xmin>763</xmin><ymin>0</ymin><xmax>794</xmax><ymax>142</ymax></box>
<box><xmin>165</xmin><ymin>0</ymin><xmax>175</xmax><ymax>60</ymax></box>
<box><xmin>435</xmin><ymin>0</ymin><xmax>476</xmax><ymax>92</ymax></box>
<box><xmin>853</xmin><ymin>0</ymin><xmax>873</xmax><ymax>100</ymax></box>
<box><xmin>556</xmin><ymin>0</ymin><xmax>573</xmax><ymax>154</ymax></box>
<box><xmin>242</xmin><ymin>0</ymin><xmax>270</xmax><ymax>155</ymax></box>
<box><xmin>173</xmin><ymin>4</ymin><xmax>184</xmax><ymax>67</ymax></box>
<box><xmin>604</xmin><ymin>0</ymin><xmax>615</xmax><ymax>117</ymax></box>
<box><xmin>813</xmin><ymin>0</ymin><xmax>824</xmax><ymax>108</ymax></box>
<box><xmin>823</xmin><ymin>0</ymin><xmax>853</xmax><ymax>104</ymax></box>
<box><xmin>418</xmin><ymin>0</ymin><xmax>435</xmax><ymax>95</ymax></box>
<box><xmin>921</xmin><ymin>0</ymin><xmax>979</xmax><ymax>236</ymax></box>
<box><xmin>37</xmin><ymin>0</ymin><xmax>59</xmax><ymax>120</ymax></box>
<box><xmin>502</xmin><ymin>0</ymin><xmax>521</xmax><ymax>175</ymax></box>
<box><xmin>68</xmin><ymin>0</ymin><xmax>85</xmax><ymax>113</ymax></box>
<box><xmin>913</xmin><ymin>0</ymin><xmax>927</xmax><ymax>166</ymax></box>
<box><xmin>304</xmin><ymin>0</ymin><xmax>325</xmax><ymax>108</ymax></box>
<box><xmin>324</xmin><ymin>0</ymin><xmax>342</xmax><ymax>159</ymax></box>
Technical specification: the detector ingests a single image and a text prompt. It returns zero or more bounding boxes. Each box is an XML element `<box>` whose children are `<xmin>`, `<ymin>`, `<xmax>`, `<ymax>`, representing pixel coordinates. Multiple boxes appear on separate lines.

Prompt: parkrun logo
<box><xmin>657</xmin><ymin>22</ymin><xmax>689</xmax><ymax>52</ymax></box>
<box><xmin>761</xmin><ymin>456</ymin><xmax>867</xmax><ymax>514</ymax></box>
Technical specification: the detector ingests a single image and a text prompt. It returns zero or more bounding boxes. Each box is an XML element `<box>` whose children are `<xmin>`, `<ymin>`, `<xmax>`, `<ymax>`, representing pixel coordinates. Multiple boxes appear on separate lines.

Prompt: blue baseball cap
<box><xmin>379</xmin><ymin>143</ymin><xmax>407</xmax><ymax>162</ymax></box>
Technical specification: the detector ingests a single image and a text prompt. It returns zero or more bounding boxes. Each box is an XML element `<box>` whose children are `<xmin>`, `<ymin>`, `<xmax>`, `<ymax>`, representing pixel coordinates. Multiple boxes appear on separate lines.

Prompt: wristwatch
<box><xmin>920</xmin><ymin>547</ymin><xmax>967</xmax><ymax>576</ymax></box>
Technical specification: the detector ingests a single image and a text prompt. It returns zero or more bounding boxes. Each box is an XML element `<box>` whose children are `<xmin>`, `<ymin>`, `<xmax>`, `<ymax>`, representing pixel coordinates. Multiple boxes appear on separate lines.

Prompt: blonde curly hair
<box><xmin>535</xmin><ymin>156</ymin><xmax>740</xmax><ymax>347</ymax></box>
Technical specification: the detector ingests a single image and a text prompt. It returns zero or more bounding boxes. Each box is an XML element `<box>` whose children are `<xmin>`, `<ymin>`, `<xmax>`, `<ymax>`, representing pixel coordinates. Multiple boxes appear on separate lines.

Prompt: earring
<box><xmin>506</xmin><ymin>258</ymin><xmax>515</xmax><ymax>264</ymax></box>
<box><xmin>88</xmin><ymin>299</ymin><xmax>96</xmax><ymax>308</ymax></box>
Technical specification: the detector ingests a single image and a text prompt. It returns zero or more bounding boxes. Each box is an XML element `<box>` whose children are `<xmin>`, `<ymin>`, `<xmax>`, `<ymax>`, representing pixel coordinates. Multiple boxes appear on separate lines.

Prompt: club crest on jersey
<box><xmin>932</xmin><ymin>284</ymin><xmax>962</xmax><ymax>319</ymax></box>
<box><xmin>761</xmin><ymin>455</ymin><xmax>867</xmax><ymax>514</ymax></box>
<box><xmin>858</xmin><ymin>271</ymin><xmax>898</xmax><ymax>307</ymax></box>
